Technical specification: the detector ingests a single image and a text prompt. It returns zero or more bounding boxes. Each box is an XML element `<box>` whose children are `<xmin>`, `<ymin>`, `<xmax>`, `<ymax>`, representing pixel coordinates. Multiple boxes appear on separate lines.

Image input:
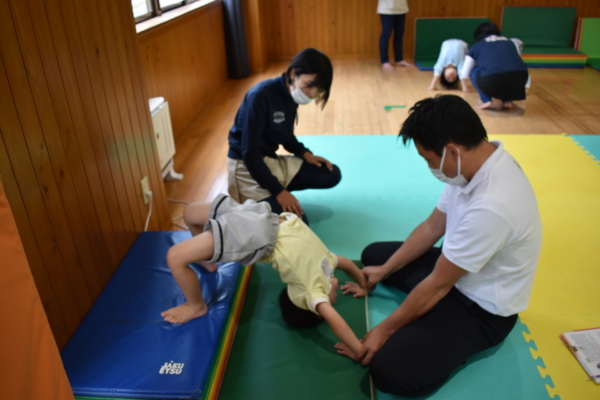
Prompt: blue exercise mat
<box><xmin>61</xmin><ymin>231</ymin><xmax>243</xmax><ymax>399</ymax></box>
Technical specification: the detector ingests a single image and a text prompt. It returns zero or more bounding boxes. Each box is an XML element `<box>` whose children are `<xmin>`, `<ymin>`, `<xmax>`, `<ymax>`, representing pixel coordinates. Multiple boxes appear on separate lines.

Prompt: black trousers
<box><xmin>362</xmin><ymin>242</ymin><xmax>518</xmax><ymax>398</ymax></box>
<box><xmin>260</xmin><ymin>161</ymin><xmax>341</xmax><ymax>224</ymax></box>
<box><xmin>379</xmin><ymin>14</ymin><xmax>406</xmax><ymax>64</ymax></box>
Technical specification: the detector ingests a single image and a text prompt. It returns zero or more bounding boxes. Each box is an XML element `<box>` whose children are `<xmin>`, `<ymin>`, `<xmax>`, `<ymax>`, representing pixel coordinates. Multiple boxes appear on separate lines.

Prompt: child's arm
<box><xmin>336</xmin><ymin>256</ymin><xmax>368</xmax><ymax>297</ymax></box>
<box><xmin>316</xmin><ymin>302</ymin><xmax>362</xmax><ymax>358</ymax></box>
<box><xmin>428</xmin><ymin>75</ymin><xmax>440</xmax><ymax>91</ymax></box>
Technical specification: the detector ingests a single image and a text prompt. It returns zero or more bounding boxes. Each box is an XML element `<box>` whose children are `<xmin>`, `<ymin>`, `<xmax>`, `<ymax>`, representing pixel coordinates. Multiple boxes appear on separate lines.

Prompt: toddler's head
<box><xmin>278</xmin><ymin>277</ymin><xmax>339</xmax><ymax>329</ymax></box>
<box><xmin>441</xmin><ymin>66</ymin><xmax>459</xmax><ymax>89</ymax></box>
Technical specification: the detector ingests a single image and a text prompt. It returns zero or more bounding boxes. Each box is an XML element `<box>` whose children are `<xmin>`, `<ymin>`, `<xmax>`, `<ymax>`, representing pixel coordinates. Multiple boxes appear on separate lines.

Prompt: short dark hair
<box><xmin>279</xmin><ymin>288</ymin><xmax>323</xmax><ymax>328</ymax></box>
<box><xmin>399</xmin><ymin>95</ymin><xmax>488</xmax><ymax>156</ymax></box>
<box><xmin>474</xmin><ymin>22</ymin><xmax>501</xmax><ymax>42</ymax></box>
<box><xmin>286</xmin><ymin>48</ymin><xmax>333</xmax><ymax>108</ymax></box>
<box><xmin>439</xmin><ymin>66</ymin><xmax>459</xmax><ymax>89</ymax></box>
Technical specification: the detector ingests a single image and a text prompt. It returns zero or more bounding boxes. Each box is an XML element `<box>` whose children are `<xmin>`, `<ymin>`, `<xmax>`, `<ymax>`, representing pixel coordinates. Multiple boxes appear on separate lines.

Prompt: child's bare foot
<box><xmin>396</xmin><ymin>60</ymin><xmax>413</xmax><ymax>68</ymax></box>
<box><xmin>382</xmin><ymin>62</ymin><xmax>395</xmax><ymax>71</ymax></box>
<box><xmin>161</xmin><ymin>302</ymin><xmax>207</xmax><ymax>324</ymax></box>
<box><xmin>476</xmin><ymin>101</ymin><xmax>493</xmax><ymax>109</ymax></box>
<box><xmin>199</xmin><ymin>261</ymin><xmax>217</xmax><ymax>272</ymax></box>
<box><xmin>502</xmin><ymin>101</ymin><xmax>513</xmax><ymax>109</ymax></box>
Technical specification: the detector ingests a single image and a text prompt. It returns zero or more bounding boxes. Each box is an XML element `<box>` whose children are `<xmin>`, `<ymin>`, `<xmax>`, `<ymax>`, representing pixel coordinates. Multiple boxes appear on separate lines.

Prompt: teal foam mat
<box><xmin>296</xmin><ymin>135</ymin><xmax>444</xmax><ymax>260</ymax></box>
<box><xmin>294</xmin><ymin>135</ymin><xmax>555</xmax><ymax>400</ymax></box>
<box><xmin>569</xmin><ymin>135</ymin><xmax>600</xmax><ymax>166</ymax></box>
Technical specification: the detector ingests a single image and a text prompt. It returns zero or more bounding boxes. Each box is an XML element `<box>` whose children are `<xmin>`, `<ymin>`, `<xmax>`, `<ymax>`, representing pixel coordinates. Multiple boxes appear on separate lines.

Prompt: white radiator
<box><xmin>149</xmin><ymin>97</ymin><xmax>182</xmax><ymax>181</ymax></box>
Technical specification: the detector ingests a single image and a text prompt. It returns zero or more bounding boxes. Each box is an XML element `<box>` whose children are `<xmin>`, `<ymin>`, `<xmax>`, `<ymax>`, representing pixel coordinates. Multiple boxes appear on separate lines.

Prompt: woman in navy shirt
<box><xmin>461</xmin><ymin>22</ymin><xmax>529</xmax><ymax>110</ymax></box>
<box><xmin>227</xmin><ymin>48</ymin><xmax>341</xmax><ymax>222</ymax></box>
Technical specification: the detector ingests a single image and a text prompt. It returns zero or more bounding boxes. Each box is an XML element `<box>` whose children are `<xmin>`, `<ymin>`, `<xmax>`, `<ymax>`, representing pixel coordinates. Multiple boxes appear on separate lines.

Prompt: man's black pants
<box><xmin>362</xmin><ymin>242</ymin><xmax>518</xmax><ymax>398</ymax></box>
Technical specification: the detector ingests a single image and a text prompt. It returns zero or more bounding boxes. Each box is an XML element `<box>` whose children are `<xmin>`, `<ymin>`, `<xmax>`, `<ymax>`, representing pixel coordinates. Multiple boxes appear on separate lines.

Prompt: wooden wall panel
<box><xmin>0</xmin><ymin>0</ymin><xmax>169</xmax><ymax>349</ymax></box>
<box><xmin>259</xmin><ymin>0</ymin><xmax>600</xmax><ymax>62</ymax></box>
<box><xmin>138</xmin><ymin>1</ymin><xmax>229</xmax><ymax>141</ymax></box>
<box><xmin>243</xmin><ymin>0</ymin><xmax>269</xmax><ymax>73</ymax></box>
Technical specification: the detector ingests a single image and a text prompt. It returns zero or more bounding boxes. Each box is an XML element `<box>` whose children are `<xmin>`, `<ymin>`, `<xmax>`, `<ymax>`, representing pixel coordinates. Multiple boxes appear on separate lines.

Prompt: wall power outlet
<box><xmin>140</xmin><ymin>176</ymin><xmax>151</xmax><ymax>204</ymax></box>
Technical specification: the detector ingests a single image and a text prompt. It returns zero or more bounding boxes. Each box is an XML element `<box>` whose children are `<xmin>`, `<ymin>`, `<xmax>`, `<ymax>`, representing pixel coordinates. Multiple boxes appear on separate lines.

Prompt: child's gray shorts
<box><xmin>204</xmin><ymin>194</ymin><xmax>279</xmax><ymax>265</ymax></box>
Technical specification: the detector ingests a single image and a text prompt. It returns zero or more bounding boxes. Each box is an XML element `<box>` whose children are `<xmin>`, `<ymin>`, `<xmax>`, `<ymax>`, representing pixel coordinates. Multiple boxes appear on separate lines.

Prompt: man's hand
<box><xmin>340</xmin><ymin>281</ymin><xmax>368</xmax><ymax>298</ymax></box>
<box><xmin>275</xmin><ymin>190</ymin><xmax>303</xmax><ymax>216</ymax></box>
<box><xmin>362</xmin><ymin>265</ymin><xmax>388</xmax><ymax>291</ymax></box>
<box><xmin>356</xmin><ymin>323</ymin><xmax>394</xmax><ymax>366</ymax></box>
<box><xmin>303</xmin><ymin>152</ymin><xmax>333</xmax><ymax>171</ymax></box>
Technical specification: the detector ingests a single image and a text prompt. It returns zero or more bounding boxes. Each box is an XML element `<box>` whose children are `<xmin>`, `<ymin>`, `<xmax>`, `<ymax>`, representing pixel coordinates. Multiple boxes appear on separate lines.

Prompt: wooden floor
<box><xmin>164</xmin><ymin>60</ymin><xmax>600</xmax><ymax>228</ymax></box>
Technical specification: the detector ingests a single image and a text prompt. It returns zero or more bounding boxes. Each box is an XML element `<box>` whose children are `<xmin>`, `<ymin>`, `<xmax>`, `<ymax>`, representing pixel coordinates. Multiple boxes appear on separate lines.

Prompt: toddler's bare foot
<box><xmin>502</xmin><ymin>101</ymin><xmax>513</xmax><ymax>109</ymax></box>
<box><xmin>161</xmin><ymin>302</ymin><xmax>207</xmax><ymax>324</ymax></box>
<box><xmin>396</xmin><ymin>60</ymin><xmax>413</xmax><ymax>68</ymax></box>
<box><xmin>476</xmin><ymin>101</ymin><xmax>493</xmax><ymax>109</ymax></box>
<box><xmin>382</xmin><ymin>62</ymin><xmax>395</xmax><ymax>71</ymax></box>
<box><xmin>199</xmin><ymin>261</ymin><xmax>217</xmax><ymax>272</ymax></box>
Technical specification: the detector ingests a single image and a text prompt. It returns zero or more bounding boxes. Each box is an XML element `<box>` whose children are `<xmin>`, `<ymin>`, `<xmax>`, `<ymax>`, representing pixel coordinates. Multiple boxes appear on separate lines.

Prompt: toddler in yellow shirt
<box><xmin>161</xmin><ymin>194</ymin><xmax>368</xmax><ymax>356</ymax></box>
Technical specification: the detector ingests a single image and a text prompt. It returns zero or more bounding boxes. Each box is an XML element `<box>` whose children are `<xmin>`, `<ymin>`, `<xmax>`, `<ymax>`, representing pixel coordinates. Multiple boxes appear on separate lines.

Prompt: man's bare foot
<box><xmin>162</xmin><ymin>302</ymin><xmax>208</xmax><ymax>324</ymax></box>
<box><xmin>199</xmin><ymin>261</ymin><xmax>217</xmax><ymax>272</ymax></box>
<box><xmin>382</xmin><ymin>62</ymin><xmax>394</xmax><ymax>71</ymax></box>
<box><xmin>476</xmin><ymin>101</ymin><xmax>493</xmax><ymax>109</ymax></box>
<box><xmin>502</xmin><ymin>101</ymin><xmax>513</xmax><ymax>109</ymax></box>
<box><xmin>396</xmin><ymin>60</ymin><xmax>414</xmax><ymax>68</ymax></box>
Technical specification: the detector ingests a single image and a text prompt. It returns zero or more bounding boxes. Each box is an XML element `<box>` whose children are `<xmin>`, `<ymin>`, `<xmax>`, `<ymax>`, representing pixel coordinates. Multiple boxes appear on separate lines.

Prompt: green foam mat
<box><xmin>414</xmin><ymin>18</ymin><xmax>490</xmax><ymax>68</ymax></box>
<box><xmin>576</xmin><ymin>18</ymin><xmax>600</xmax><ymax>59</ymax></box>
<box><xmin>369</xmin><ymin>285</ymin><xmax>556</xmax><ymax>400</ymax></box>
<box><xmin>218</xmin><ymin>264</ymin><xmax>370</xmax><ymax>400</ymax></box>
<box><xmin>588</xmin><ymin>58</ymin><xmax>600</xmax><ymax>70</ymax></box>
<box><xmin>501</xmin><ymin>7</ymin><xmax>576</xmax><ymax>48</ymax></box>
<box><xmin>522</xmin><ymin>47</ymin><xmax>586</xmax><ymax>56</ymax></box>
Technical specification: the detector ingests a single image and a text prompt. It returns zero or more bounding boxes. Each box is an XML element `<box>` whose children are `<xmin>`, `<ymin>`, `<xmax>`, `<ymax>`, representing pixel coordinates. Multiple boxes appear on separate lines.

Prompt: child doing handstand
<box><xmin>161</xmin><ymin>194</ymin><xmax>368</xmax><ymax>355</ymax></box>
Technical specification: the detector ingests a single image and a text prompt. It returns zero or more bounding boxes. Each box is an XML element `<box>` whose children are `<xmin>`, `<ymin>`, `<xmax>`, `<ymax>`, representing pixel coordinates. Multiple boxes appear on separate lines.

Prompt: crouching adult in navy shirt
<box><xmin>227</xmin><ymin>48</ymin><xmax>341</xmax><ymax>223</ymax></box>
<box><xmin>461</xmin><ymin>22</ymin><xmax>529</xmax><ymax>110</ymax></box>
<box><xmin>335</xmin><ymin>95</ymin><xmax>542</xmax><ymax>397</ymax></box>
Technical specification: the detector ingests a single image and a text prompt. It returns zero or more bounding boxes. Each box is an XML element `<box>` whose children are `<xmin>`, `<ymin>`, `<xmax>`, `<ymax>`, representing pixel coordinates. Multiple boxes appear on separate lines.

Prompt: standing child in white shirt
<box><xmin>377</xmin><ymin>0</ymin><xmax>413</xmax><ymax>71</ymax></box>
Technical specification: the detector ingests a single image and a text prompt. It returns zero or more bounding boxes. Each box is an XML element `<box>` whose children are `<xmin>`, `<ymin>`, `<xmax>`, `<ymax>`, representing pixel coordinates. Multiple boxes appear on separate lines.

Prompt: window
<box><xmin>132</xmin><ymin>0</ymin><xmax>200</xmax><ymax>23</ymax></box>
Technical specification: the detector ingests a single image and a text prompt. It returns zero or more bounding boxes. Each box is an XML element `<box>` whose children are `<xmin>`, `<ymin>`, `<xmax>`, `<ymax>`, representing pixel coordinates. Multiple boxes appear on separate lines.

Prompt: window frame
<box><xmin>133</xmin><ymin>0</ymin><xmax>202</xmax><ymax>24</ymax></box>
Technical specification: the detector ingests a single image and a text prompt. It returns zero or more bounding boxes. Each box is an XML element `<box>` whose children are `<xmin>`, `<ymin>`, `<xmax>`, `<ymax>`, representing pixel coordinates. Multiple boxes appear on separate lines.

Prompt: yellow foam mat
<box><xmin>492</xmin><ymin>134</ymin><xmax>600</xmax><ymax>399</ymax></box>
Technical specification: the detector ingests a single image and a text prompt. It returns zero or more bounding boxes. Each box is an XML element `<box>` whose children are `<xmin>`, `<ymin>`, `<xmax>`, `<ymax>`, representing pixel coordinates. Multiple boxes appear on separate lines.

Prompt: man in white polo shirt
<box><xmin>338</xmin><ymin>95</ymin><xmax>542</xmax><ymax>397</ymax></box>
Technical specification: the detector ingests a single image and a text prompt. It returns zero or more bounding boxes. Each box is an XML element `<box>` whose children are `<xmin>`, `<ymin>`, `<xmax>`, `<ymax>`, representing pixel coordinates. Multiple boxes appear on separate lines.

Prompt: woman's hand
<box><xmin>275</xmin><ymin>190</ymin><xmax>303</xmax><ymax>216</ymax></box>
<box><xmin>303</xmin><ymin>152</ymin><xmax>333</xmax><ymax>171</ymax></box>
<box><xmin>340</xmin><ymin>281</ymin><xmax>368</xmax><ymax>298</ymax></box>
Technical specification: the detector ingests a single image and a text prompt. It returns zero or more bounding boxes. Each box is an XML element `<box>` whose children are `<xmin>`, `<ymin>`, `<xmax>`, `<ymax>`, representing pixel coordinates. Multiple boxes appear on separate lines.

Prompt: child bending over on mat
<box><xmin>161</xmin><ymin>194</ymin><xmax>368</xmax><ymax>356</ymax></box>
<box><xmin>428</xmin><ymin>39</ymin><xmax>470</xmax><ymax>92</ymax></box>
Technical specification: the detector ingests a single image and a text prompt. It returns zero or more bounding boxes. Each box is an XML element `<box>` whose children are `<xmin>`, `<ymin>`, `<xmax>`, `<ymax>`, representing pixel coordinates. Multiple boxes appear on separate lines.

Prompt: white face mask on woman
<box><xmin>290</xmin><ymin>78</ymin><xmax>314</xmax><ymax>105</ymax></box>
<box><xmin>429</xmin><ymin>146</ymin><xmax>468</xmax><ymax>187</ymax></box>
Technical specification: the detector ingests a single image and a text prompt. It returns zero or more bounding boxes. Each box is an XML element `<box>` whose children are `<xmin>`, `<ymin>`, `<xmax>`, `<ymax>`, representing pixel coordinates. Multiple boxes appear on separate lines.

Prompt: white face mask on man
<box><xmin>290</xmin><ymin>78</ymin><xmax>314</xmax><ymax>105</ymax></box>
<box><xmin>429</xmin><ymin>146</ymin><xmax>468</xmax><ymax>187</ymax></box>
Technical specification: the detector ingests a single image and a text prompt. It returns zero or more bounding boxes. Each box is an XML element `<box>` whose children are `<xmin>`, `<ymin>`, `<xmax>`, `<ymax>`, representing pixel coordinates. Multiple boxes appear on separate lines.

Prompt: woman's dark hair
<box><xmin>286</xmin><ymin>48</ymin><xmax>333</xmax><ymax>108</ymax></box>
<box><xmin>279</xmin><ymin>288</ymin><xmax>323</xmax><ymax>328</ymax></box>
<box><xmin>399</xmin><ymin>95</ymin><xmax>488</xmax><ymax>156</ymax></box>
<box><xmin>439</xmin><ymin>66</ymin><xmax>459</xmax><ymax>89</ymax></box>
<box><xmin>474</xmin><ymin>22</ymin><xmax>501</xmax><ymax>42</ymax></box>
